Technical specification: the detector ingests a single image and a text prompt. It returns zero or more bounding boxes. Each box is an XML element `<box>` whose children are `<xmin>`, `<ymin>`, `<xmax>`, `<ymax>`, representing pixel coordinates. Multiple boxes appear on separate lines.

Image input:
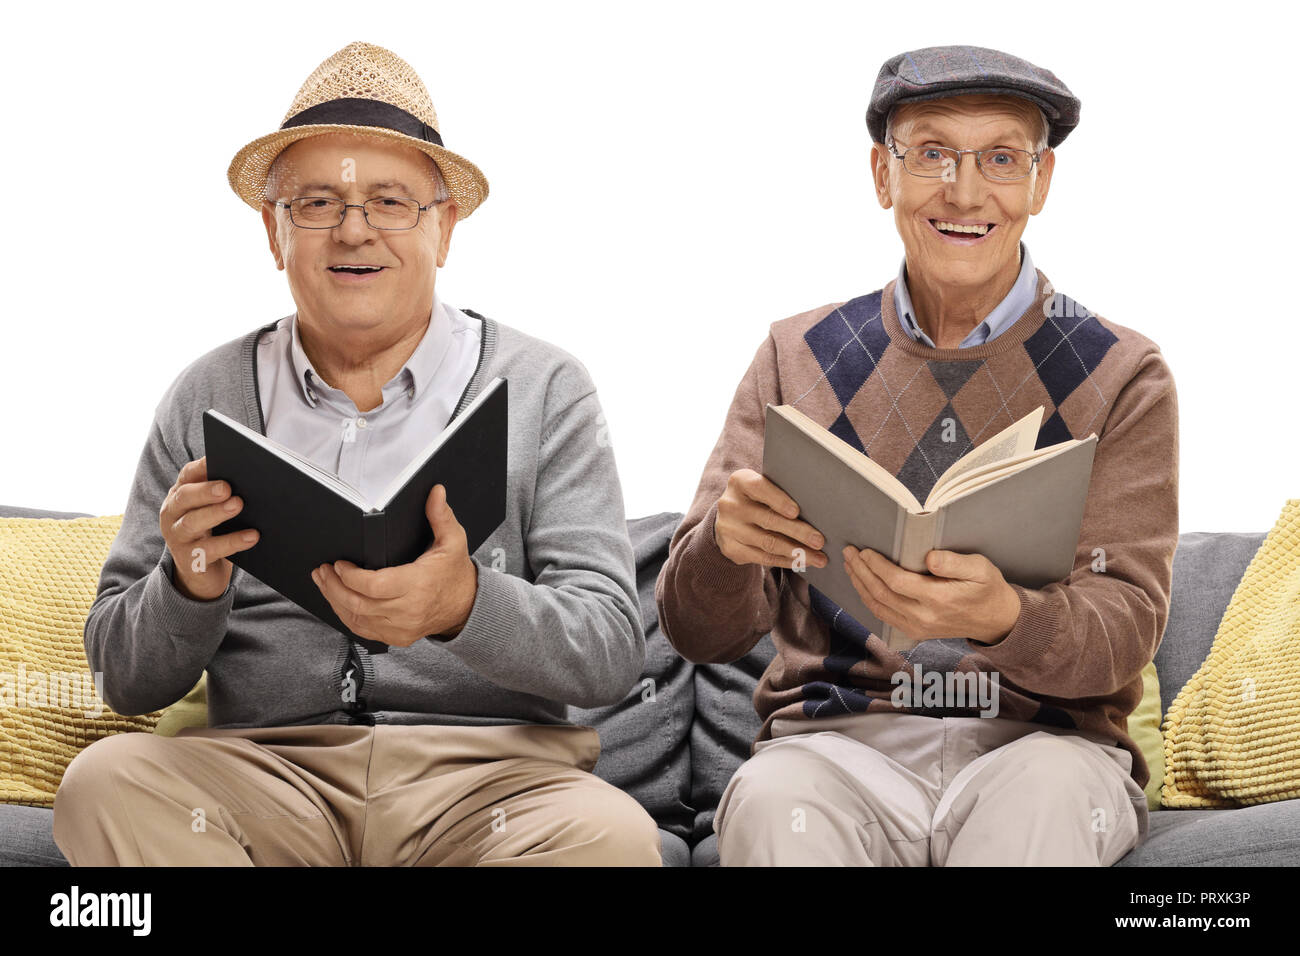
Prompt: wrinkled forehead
<box><xmin>892</xmin><ymin>94</ymin><xmax>1041</xmax><ymax>146</ymax></box>
<box><xmin>267</xmin><ymin>131</ymin><xmax>441</xmax><ymax>196</ymax></box>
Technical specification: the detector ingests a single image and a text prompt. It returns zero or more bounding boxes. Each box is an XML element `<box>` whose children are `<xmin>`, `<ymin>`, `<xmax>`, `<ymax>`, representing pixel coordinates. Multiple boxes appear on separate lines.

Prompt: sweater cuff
<box><xmin>434</xmin><ymin>557</ymin><xmax>522</xmax><ymax>669</ymax></box>
<box><xmin>968</xmin><ymin>582</ymin><xmax>1061</xmax><ymax>662</ymax></box>
<box><xmin>680</xmin><ymin>501</ymin><xmax>764</xmax><ymax>596</ymax></box>
<box><xmin>147</xmin><ymin>549</ymin><xmax>237</xmax><ymax>640</ymax></box>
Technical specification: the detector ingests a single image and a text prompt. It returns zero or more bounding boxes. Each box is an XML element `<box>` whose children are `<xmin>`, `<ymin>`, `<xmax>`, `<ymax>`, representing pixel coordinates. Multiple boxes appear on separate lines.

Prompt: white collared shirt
<box><xmin>254</xmin><ymin>292</ymin><xmax>482</xmax><ymax>505</ymax></box>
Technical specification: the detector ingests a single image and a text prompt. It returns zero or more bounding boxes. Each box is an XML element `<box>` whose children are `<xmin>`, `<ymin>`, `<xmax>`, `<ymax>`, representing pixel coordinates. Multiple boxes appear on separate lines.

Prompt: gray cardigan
<box><xmin>84</xmin><ymin>311</ymin><xmax>644</xmax><ymax>728</ymax></box>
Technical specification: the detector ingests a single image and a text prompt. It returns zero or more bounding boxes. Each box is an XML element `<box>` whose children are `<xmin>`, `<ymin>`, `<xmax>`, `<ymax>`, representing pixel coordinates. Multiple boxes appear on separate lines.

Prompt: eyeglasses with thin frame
<box><xmin>271</xmin><ymin>195</ymin><xmax>447</xmax><ymax>230</ymax></box>
<box><xmin>887</xmin><ymin>137</ymin><xmax>1042</xmax><ymax>182</ymax></box>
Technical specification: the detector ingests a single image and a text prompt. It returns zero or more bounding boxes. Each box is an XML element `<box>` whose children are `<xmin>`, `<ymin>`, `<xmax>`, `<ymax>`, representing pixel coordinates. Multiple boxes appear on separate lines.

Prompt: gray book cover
<box><xmin>762</xmin><ymin>404</ymin><xmax>1096</xmax><ymax>651</ymax></box>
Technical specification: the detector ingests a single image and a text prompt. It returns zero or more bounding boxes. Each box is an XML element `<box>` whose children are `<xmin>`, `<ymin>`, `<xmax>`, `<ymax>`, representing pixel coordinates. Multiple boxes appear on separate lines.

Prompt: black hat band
<box><xmin>280</xmin><ymin>97</ymin><xmax>444</xmax><ymax>147</ymax></box>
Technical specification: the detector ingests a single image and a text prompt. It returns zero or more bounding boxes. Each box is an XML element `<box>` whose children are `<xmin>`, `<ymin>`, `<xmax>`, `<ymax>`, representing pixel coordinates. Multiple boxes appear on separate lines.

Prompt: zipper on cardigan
<box><xmin>340</xmin><ymin>640</ymin><xmax>370</xmax><ymax>720</ymax></box>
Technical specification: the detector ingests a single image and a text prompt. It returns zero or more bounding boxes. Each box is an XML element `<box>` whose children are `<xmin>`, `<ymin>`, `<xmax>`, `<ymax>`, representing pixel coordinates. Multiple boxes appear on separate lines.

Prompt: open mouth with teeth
<box><xmin>930</xmin><ymin>219</ymin><xmax>996</xmax><ymax>239</ymax></box>
<box><xmin>328</xmin><ymin>265</ymin><xmax>385</xmax><ymax>275</ymax></box>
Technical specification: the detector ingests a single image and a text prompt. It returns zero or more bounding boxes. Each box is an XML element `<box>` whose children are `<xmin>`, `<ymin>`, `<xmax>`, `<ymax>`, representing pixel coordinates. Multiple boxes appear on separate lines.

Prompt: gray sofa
<box><xmin>2</xmin><ymin>504</ymin><xmax>1298</xmax><ymax>866</ymax></box>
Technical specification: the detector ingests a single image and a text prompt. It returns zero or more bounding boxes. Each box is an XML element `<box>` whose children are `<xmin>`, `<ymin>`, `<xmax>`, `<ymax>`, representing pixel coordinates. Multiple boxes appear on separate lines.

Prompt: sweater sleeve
<box><xmin>655</xmin><ymin>332</ymin><xmax>785</xmax><ymax>664</ymax></box>
<box><xmin>84</xmin><ymin>400</ymin><xmax>236</xmax><ymax>716</ymax></box>
<box><xmin>433</xmin><ymin>366</ymin><xmax>644</xmax><ymax>709</ymax></box>
<box><xmin>969</xmin><ymin>348</ymin><xmax>1179</xmax><ymax>699</ymax></box>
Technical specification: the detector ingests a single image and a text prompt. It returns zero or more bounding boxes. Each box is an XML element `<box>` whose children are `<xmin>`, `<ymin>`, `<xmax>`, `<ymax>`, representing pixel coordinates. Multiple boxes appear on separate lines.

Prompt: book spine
<box><xmin>363</xmin><ymin>511</ymin><xmax>387</xmax><ymax>570</ymax></box>
<box><xmin>896</xmin><ymin>510</ymin><xmax>941</xmax><ymax>574</ymax></box>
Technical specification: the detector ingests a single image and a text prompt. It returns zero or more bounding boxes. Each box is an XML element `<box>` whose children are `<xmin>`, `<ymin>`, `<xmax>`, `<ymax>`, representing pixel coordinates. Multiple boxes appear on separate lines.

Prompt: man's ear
<box><xmin>869</xmin><ymin>142</ymin><xmax>893</xmax><ymax>210</ymax></box>
<box><xmin>436</xmin><ymin>202</ymin><xmax>459</xmax><ymax>268</ymax></box>
<box><xmin>262</xmin><ymin>201</ymin><xmax>286</xmax><ymax>270</ymax></box>
<box><xmin>1029</xmin><ymin>147</ymin><xmax>1054</xmax><ymax>216</ymax></box>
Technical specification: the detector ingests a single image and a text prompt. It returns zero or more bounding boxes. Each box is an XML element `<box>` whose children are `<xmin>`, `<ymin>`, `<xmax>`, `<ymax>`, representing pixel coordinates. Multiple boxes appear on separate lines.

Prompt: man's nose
<box><xmin>338</xmin><ymin>204</ymin><xmax>375</xmax><ymax>239</ymax></box>
<box><xmin>945</xmin><ymin>153</ymin><xmax>986</xmax><ymax>202</ymax></box>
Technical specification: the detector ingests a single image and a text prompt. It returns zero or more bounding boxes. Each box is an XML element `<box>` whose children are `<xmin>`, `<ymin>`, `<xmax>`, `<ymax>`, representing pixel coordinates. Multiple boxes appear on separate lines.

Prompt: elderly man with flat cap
<box><xmin>658</xmin><ymin>45</ymin><xmax>1178</xmax><ymax>866</ymax></box>
<box><xmin>53</xmin><ymin>42</ymin><xmax>661</xmax><ymax>866</ymax></box>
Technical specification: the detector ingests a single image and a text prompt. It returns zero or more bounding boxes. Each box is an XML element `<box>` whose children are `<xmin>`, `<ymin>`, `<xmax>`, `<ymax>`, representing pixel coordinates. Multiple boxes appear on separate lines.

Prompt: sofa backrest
<box><xmin>1158</xmin><ymin>531</ymin><xmax>1266</xmax><ymax>718</ymax></box>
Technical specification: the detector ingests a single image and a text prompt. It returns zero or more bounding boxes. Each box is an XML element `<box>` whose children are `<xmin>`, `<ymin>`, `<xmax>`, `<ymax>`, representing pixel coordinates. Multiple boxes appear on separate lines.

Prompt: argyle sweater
<box><xmin>655</xmin><ymin>269</ymin><xmax>1179</xmax><ymax>789</ymax></box>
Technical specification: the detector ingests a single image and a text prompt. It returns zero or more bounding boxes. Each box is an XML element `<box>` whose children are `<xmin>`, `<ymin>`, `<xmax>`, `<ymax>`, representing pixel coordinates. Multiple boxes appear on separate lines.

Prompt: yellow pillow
<box><xmin>1128</xmin><ymin>660</ymin><xmax>1164</xmax><ymax>811</ymax></box>
<box><xmin>1163</xmin><ymin>499</ymin><xmax>1300</xmax><ymax>808</ymax></box>
<box><xmin>153</xmin><ymin>674</ymin><xmax>208</xmax><ymax>736</ymax></box>
<box><xmin>0</xmin><ymin>515</ymin><xmax>163</xmax><ymax>807</ymax></box>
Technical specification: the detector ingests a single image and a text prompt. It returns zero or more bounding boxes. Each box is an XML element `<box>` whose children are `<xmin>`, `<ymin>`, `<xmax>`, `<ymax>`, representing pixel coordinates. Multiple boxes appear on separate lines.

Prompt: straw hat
<box><xmin>227</xmin><ymin>42</ymin><xmax>488</xmax><ymax>217</ymax></box>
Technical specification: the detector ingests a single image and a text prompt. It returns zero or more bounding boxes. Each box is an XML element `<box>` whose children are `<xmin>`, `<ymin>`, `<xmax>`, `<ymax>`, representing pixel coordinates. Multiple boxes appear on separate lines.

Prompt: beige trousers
<box><xmin>53</xmin><ymin>722</ymin><xmax>662</xmax><ymax>866</ymax></box>
<box><xmin>715</xmin><ymin>713</ymin><xmax>1148</xmax><ymax>866</ymax></box>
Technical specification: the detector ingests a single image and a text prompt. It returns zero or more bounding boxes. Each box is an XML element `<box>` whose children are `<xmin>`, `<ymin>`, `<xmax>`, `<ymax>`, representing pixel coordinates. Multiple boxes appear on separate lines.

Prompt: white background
<box><xmin>2</xmin><ymin>0</ymin><xmax>1295</xmax><ymax>533</ymax></box>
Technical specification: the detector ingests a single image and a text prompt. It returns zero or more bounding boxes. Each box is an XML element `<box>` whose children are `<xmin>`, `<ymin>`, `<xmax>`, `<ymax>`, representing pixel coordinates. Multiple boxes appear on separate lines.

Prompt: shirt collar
<box><xmin>893</xmin><ymin>241</ymin><xmax>1036</xmax><ymax>347</ymax></box>
<box><xmin>290</xmin><ymin>293</ymin><xmax>454</xmax><ymax>409</ymax></box>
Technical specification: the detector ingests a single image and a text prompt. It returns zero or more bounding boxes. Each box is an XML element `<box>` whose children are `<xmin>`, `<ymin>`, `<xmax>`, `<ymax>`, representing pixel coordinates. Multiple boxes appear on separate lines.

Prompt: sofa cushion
<box><xmin>0</xmin><ymin>506</ymin><xmax>93</xmax><ymax>520</ymax></box>
<box><xmin>1115</xmin><ymin>803</ymin><xmax>1300</xmax><ymax>866</ymax></box>
<box><xmin>0</xmin><ymin>805</ymin><xmax>65</xmax><ymax>866</ymax></box>
<box><xmin>689</xmin><ymin>635</ymin><xmax>777</xmax><ymax>845</ymax></box>
<box><xmin>568</xmin><ymin>513</ymin><xmax>696</xmax><ymax>841</ymax></box>
<box><xmin>0</xmin><ymin>514</ymin><xmax>164</xmax><ymax>807</ymax></box>
<box><xmin>658</xmin><ymin>829</ymin><xmax>690</xmax><ymax>867</ymax></box>
<box><xmin>1130</xmin><ymin>661</ymin><xmax>1164</xmax><ymax>811</ymax></box>
<box><xmin>1155</xmin><ymin>530</ymin><xmax>1267</xmax><ymax>719</ymax></box>
<box><xmin>1163</xmin><ymin>501</ymin><xmax>1300</xmax><ymax>807</ymax></box>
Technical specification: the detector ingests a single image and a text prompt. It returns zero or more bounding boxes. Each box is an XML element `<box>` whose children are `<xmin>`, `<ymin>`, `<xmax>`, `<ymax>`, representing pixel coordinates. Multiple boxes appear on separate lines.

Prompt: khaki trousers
<box><xmin>715</xmin><ymin>713</ymin><xmax>1148</xmax><ymax>866</ymax></box>
<box><xmin>53</xmin><ymin>722</ymin><xmax>662</xmax><ymax>866</ymax></box>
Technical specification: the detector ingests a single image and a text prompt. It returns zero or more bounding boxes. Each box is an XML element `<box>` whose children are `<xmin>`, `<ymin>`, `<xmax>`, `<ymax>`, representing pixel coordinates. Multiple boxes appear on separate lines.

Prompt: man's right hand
<box><xmin>159</xmin><ymin>456</ymin><xmax>260</xmax><ymax>601</ymax></box>
<box><xmin>713</xmin><ymin>469</ymin><xmax>828</xmax><ymax>570</ymax></box>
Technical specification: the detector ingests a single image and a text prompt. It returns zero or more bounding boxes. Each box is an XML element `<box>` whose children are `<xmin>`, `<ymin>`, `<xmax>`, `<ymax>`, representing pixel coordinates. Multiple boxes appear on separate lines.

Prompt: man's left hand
<box><xmin>312</xmin><ymin>484</ymin><xmax>479</xmax><ymax>647</ymax></box>
<box><xmin>843</xmin><ymin>546</ymin><xmax>1020</xmax><ymax>646</ymax></box>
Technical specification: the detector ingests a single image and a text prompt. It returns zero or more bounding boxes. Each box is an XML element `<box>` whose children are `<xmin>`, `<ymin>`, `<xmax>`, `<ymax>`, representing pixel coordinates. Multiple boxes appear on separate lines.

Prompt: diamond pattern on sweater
<box><xmin>801</xmin><ymin>292</ymin><xmax>889</xmax><ymax>409</ymax></box>
<box><xmin>928</xmin><ymin>359</ymin><xmax>981</xmax><ymax>399</ymax></box>
<box><xmin>796</xmin><ymin>284</ymin><xmax>1122</xmax><ymax>722</ymax></box>
<box><xmin>1024</xmin><ymin>297</ymin><xmax>1118</xmax><ymax>407</ymax></box>
<box><xmin>896</xmin><ymin>400</ymin><xmax>971</xmax><ymax>503</ymax></box>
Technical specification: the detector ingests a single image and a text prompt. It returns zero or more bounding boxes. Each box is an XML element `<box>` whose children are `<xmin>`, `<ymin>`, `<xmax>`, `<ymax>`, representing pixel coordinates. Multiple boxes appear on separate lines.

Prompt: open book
<box><xmin>762</xmin><ymin>404</ymin><xmax>1096</xmax><ymax>651</ymax></box>
<box><xmin>202</xmin><ymin>377</ymin><xmax>508</xmax><ymax>653</ymax></box>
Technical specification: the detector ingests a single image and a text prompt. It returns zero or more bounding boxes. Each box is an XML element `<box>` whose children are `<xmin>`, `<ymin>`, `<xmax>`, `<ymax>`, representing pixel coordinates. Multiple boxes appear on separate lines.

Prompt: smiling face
<box><xmin>261</xmin><ymin>131</ymin><xmax>456</xmax><ymax>334</ymax></box>
<box><xmin>869</xmin><ymin>93</ymin><xmax>1054</xmax><ymax>294</ymax></box>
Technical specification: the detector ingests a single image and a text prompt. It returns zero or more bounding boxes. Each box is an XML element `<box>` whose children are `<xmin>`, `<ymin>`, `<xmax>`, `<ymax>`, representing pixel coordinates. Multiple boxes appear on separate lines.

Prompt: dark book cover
<box><xmin>203</xmin><ymin>377</ymin><xmax>508</xmax><ymax>654</ymax></box>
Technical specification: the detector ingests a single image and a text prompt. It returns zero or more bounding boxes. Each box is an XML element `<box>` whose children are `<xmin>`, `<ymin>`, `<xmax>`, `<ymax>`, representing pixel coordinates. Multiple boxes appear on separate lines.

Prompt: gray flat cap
<box><xmin>866</xmin><ymin>45</ymin><xmax>1080</xmax><ymax>148</ymax></box>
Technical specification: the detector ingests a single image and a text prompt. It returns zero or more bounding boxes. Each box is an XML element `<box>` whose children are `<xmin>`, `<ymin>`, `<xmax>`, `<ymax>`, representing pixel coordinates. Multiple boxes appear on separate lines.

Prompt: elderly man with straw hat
<box><xmin>657</xmin><ymin>45</ymin><xmax>1179</xmax><ymax>865</ymax></box>
<box><xmin>53</xmin><ymin>42</ymin><xmax>661</xmax><ymax>866</ymax></box>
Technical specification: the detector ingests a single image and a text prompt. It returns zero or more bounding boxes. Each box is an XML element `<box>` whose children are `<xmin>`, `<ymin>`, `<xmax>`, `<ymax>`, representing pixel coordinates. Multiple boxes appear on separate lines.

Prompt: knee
<box><xmin>579</xmin><ymin>787</ymin><xmax>663</xmax><ymax>865</ymax></box>
<box><xmin>995</xmin><ymin>735</ymin><xmax>1100</xmax><ymax>792</ymax></box>
<box><xmin>718</xmin><ymin>746</ymin><xmax>830</xmax><ymax>834</ymax></box>
<box><xmin>55</xmin><ymin>733</ymin><xmax>161</xmax><ymax>818</ymax></box>
<box><xmin>53</xmin><ymin>732</ymin><xmax>160</xmax><ymax>849</ymax></box>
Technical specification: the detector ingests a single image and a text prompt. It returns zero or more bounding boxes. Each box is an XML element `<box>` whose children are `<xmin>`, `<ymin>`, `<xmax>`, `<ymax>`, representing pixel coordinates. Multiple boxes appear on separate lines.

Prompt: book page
<box><xmin>925</xmin><ymin>406</ymin><xmax>1044</xmax><ymax>508</ymax></box>
<box><xmin>207</xmin><ymin>410</ymin><xmax>370</xmax><ymax>508</ymax></box>
<box><xmin>770</xmin><ymin>404</ymin><xmax>922</xmax><ymax>512</ymax></box>
<box><xmin>371</xmin><ymin>377</ymin><xmax>507</xmax><ymax>511</ymax></box>
<box><xmin>928</xmin><ymin>440</ymin><xmax>1081</xmax><ymax>508</ymax></box>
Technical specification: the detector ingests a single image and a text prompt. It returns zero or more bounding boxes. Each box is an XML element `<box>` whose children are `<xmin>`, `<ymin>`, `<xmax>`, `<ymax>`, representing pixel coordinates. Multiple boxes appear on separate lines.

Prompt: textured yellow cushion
<box><xmin>1163</xmin><ymin>499</ymin><xmax>1300</xmax><ymax>807</ymax></box>
<box><xmin>0</xmin><ymin>516</ymin><xmax>163</xmax><ymax>807</ymax></box>
<box><xmin>1128</xmin><ymin>660</ymin><xmax>1164</xmax><ymax>811</ymax></box>
<box><xmin>153</xmin><ymin>674</ymin><xmax>208</xmax><ymax>737</ymax></box>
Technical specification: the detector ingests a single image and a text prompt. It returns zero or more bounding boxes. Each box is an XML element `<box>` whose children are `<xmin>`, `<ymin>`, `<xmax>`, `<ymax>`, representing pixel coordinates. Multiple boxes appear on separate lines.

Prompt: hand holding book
<box><xmin>713</xmin><ymin>467</ymin><xmax>830</xmax><ymax>570</ymax></box>
<box><xmin>310</xmin><ymin>483</ymin><xmax>479</xmax><ymax>647</ymax></box>
<box><xmin>841</xmin><ymin>545</ymin><xmax>1022</xmax><ymax>646</ymax></box>
<box><xmin>761</xmin><ymin>402</ymin><xmax>1097</xmax><ymax>651</ymax></box>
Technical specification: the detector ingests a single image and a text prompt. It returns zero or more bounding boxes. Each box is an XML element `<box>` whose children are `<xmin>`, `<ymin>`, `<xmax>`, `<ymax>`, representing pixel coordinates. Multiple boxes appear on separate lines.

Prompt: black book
<box><xmin>202</xmin><ymin>377</ymin><xmax>508</xmax><ymax>654</ymax></box>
